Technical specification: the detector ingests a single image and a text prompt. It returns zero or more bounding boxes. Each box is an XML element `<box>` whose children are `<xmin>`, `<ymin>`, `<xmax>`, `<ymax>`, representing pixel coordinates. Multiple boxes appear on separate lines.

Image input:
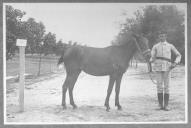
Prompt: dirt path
<box><xmin>6</xmin><ymin>65</ymin><xmax>186</xmax><ymax>123</ymax></box>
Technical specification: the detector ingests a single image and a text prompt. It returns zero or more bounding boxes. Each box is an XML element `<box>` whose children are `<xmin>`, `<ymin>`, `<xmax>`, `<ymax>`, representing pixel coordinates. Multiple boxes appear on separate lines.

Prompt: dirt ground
<box><xmin>5</xmin><ymin>64</ymin><xmax>186</xmax><ymax>124</ymax></box>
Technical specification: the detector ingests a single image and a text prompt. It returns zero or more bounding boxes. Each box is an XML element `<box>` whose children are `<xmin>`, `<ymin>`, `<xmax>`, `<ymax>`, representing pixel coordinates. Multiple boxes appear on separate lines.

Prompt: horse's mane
<box><xmin>113</xmin><ymin>32</ymin><xmax>136</xmax><ymax>46</ymax></box>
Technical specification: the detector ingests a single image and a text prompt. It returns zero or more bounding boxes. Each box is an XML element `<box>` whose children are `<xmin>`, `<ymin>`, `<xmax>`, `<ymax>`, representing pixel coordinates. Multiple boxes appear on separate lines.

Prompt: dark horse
<box><xmin>58</xmin><ymin>33</ymin><xmax>151</xmax><ymax>111</ymax></box>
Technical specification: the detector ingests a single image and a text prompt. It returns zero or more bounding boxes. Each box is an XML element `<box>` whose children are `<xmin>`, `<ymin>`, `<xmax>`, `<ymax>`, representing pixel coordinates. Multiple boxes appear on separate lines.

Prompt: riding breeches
<box><xmin>156</xmin><ymin>71</ymin><xmax>170</xmax><ymax>94</ymax></box>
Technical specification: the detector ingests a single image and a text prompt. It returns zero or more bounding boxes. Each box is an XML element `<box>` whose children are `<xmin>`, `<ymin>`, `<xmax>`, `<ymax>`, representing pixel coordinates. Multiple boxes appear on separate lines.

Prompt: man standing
<box><xmin>150</xmin><ymin>31</ymin><xmax>181</xmax><ymax>111</ymax></box>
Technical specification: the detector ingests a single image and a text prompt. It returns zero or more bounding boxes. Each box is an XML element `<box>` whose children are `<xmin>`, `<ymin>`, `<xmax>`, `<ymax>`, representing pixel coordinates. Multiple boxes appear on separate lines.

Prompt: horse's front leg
<box><xmin>104</xmin><ymin>75</ymin><xmax>115</xmax><ymax>111</ymax></box>
<box><xmin>115</xmin><ymin>74</ymin><xmax>123</xmax><ymax>110</ymax></box>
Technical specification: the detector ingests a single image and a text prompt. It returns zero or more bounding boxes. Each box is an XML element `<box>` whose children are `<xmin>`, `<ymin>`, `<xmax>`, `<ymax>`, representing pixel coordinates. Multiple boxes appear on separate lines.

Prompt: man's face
<box><xmin>158</xmin><ymin>34</ymin><xmax>167</xmax><ymax>42</ymax></box>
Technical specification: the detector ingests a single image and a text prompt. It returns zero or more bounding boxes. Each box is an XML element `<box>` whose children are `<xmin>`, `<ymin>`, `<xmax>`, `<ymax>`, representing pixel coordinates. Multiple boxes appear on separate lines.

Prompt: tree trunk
<box><xmin>37</xmin><ymin>52</ymin><xmax>42</xmax><ymax>76</ymax></box>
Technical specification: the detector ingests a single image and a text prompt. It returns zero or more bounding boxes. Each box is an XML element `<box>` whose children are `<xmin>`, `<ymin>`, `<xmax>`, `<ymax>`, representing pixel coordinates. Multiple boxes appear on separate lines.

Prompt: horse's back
<box><xmin>81</xmin><ymin>46</ymin><xmax>115</xmax><ymax>76</ymax></box>
<box><xmin>63</xmin><ymin>45</ymin><xmax>130</xmax><ymax>76</ymax></box>
<box><xmin>81</xmin><ymin>46</ymin><xmax>129</xmax><ymax>76</ymax></box>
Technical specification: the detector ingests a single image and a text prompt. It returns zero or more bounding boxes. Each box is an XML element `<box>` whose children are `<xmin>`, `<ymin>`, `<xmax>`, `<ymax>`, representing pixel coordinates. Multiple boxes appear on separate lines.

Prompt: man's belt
<box><xmin>156</xmin><ymin>57</ymin><xmax>173</xmax><ymax>63</ymax></box>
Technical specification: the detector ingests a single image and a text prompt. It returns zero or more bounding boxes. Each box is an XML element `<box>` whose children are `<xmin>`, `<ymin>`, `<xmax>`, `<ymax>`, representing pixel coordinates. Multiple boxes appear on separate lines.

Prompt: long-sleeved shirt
<box><xmin>150</xmin><ymin>41</ymin><xmax>181</xmax><ymax>71</ymax></box>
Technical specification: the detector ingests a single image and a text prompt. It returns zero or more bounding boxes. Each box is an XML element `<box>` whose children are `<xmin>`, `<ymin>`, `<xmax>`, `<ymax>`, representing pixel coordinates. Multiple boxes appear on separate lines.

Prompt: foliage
<box><xmin>115</xmin><ymin>5</ymin><xmax>185</xmax><ymax>63</ymax></box>
<box><xmin>43</xmin><ymin>32</ymin><xmax>56</xmax><ymax>55</ymax></box>
<box><xmin>6</xmin><ymin>5</ymin><xmax>26</xmax><ymax>59</ymax></box>
<box><xmin>6</xmin><ymin>5</ymin><xmax>62</xmax><ymax>59</ymax></box>
<box><xmin>24</xmin><ymin>18</ymin><xmax>46</xmax><ymax>54</ymax></box>
<box><xmin>54</xmin><ymin>40</ymin><xmax>67</xmax><ymax>56</ymax></box>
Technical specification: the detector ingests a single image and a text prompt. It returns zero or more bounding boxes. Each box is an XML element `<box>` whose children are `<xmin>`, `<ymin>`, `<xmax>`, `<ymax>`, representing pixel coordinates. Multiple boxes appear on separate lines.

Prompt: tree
<box><xmin>24</xmin><ymin>18</ymin><xmax>45</xmax><ymax>54</ymax></box>
<box><xmin>6</xmin><ymin>5</ymin><xmax>26</xmax><ymax>59</ymax></box>
<box><xmin>54</xmin><ymin>40</ymin><xmax>67</xmax><ymax>56</ymax></box>
<box><xmin>6</xmin><ymin>5</ymin><xmax>46</xmax><ymax>59</ymax></box>
<box><xmin>43</xmin><ymin>32</ymin><xmax>56</xmax><ymax>55</ymax></box>
<box><xmin>116</xmin><ymin>5</ymin><xmax>185</xmax><ymax>63</ymax></box>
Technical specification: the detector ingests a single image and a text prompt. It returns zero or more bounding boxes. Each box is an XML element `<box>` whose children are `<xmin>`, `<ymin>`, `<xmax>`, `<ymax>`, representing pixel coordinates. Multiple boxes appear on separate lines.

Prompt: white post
<box><xmin>16</xmin><ymin>39</ymin><xmax>27</xmax><ymax>112</ymax></box>
<box><xmin>19</xmin><ymin>46</ymin><xmax>25</xmax><ymax>112</ymax></box>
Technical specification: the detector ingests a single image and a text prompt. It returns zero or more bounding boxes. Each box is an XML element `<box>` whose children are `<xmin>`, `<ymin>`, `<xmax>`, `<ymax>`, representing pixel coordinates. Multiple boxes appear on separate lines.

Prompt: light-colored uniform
<box><xmin>150</xmin><ymin>41</ymin><xmax>181</xmax><ymax>93</ymax></box>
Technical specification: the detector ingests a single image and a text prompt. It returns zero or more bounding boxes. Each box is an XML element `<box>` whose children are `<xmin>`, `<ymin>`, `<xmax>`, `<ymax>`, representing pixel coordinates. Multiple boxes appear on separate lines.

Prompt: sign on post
<box><xmin>16</xmin><ymin>39</ymin><xmax>27</xmax><ymax>112</ymax></box>
<box><xmin>16</xmin><ymin>39</ymin><xmax>27</xmax><ymax>47</ymax></box>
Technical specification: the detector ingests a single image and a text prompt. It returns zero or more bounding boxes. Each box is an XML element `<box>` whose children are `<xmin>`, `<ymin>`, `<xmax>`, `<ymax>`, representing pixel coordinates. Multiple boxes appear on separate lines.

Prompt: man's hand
<box><xmin>169</xmin><ymin>63</ymin><xmax>177</xmax><ymax>70</ymax></box>
<box><xmin>149</xmin><ymin>58</ymin><xmax>154</xmax><ymax>63</ymax></box>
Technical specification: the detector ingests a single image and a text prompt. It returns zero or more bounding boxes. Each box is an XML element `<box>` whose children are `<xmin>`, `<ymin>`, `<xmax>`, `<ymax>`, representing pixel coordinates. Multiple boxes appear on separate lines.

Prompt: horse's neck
<box><xmin>120</xmin><ymin>42</ymin><xmax>137</xmax><ymax>63</ymax></box>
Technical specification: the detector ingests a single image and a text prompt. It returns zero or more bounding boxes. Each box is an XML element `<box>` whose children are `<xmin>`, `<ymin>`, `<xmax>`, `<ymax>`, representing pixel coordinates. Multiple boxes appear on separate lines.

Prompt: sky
<box><xmin>4</xmin><ymin>3</ymin><xmax>186</xmax><ymax>47</ymax></box>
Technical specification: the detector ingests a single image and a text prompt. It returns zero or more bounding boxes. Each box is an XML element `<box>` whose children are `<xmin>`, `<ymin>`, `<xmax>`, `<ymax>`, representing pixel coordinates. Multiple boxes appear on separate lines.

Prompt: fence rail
<box><xmin>6</xmin><ymin>54</ymin><xmax>63</xmax><ymax>77</ymax></box>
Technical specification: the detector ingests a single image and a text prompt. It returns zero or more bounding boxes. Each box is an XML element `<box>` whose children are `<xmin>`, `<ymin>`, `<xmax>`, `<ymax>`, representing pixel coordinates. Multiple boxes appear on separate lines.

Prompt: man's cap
<box><xmin>158</xmin><ymin>30</ymin><xmax>167</xmax><ymax>35</ymax></box>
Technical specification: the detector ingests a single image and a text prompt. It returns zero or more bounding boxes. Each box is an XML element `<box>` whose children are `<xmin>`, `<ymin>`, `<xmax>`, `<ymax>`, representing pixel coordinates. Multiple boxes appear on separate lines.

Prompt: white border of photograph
<box><xmin>3</xmin><ymin>2</ymin><xmax>188</xmax><ymax>125</ymax></box>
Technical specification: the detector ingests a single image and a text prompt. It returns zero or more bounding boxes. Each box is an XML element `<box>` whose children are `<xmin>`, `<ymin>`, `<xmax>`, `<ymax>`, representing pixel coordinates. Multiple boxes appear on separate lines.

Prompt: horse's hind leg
<box><xmin>61</xmin><ymin>75</ymin><xmax>70</xmax><ymax>109</ymax></box>
<box><xmin>61</xmin><ymin>71</ymin><xmax>80</xmax><ymax>109</ymax></box>
<box><xmin>68</xmin><ymin>71</ymin><xmax>81</xmax><ymax>109</ymax></box>
<box><xmin>115</xmin><ymin>73</ymin><xmax>123</xmax><ymax>110</ymax></box>
<box><xmin>104</xmin><ymin>75</ymin><xmax>116</xmax><ymax>111</ymax></box>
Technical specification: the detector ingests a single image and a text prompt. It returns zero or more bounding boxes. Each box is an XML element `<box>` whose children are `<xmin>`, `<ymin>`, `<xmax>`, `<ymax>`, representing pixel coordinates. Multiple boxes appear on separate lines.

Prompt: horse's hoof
<box><xmin>117</xmin><ymin>105</ymin><xmax>122</xmax><ymax>111</ymax></box>
<box><xmin>118</xmin><ymin>107</ymin><xmax>122</xmax><ymax>111</ymax></box>
<box><xmin>62</xmin><ymin>106</ymin><xmax>67</xmax><ymax>110</ymax></box>
<box><xmin>106</xmin><ymin>107</ymin><xmax>110</xmax><ymax>112</ymax></box>
<box><xmin>72</xmin><ymin>104</ymin><xmax>78</xmax><ymax>109</ymax></box>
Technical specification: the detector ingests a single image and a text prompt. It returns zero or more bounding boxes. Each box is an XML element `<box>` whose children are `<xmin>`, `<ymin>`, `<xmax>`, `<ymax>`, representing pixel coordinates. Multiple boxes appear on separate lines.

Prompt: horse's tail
<box><xmin>57</xmin><ymin>45</ymin><xmax>70</xmax><ymax>66</ymax></box>
<box><xmin>57</xmin><ymin>43</ymin><xmax>78</xmax><ymax>66</ymax></box>
<box><xmin>57</xmin><ymin>44</ymin><xmax>83</xmax><ymax>69</ymax></box>
<box><xmin>57</xmin><ymin>55</ymin><xmax>64</xmax><ymax>66</ymax></box>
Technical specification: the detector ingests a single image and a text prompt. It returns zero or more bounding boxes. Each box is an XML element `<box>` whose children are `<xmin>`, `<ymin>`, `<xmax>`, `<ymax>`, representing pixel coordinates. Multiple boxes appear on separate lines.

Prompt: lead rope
<box><xmin>134</xmin><ymin>38</ymin><xmax>176</xmax><ymax>85</ymax></box>
<box><xmin>148</xmin><ymin>64</ymin><xmax>176</xmax><ymax>85</ymax></box>
<box><xmin>148</xmin><ymin>72</ymin><xmax>158</xmax><ymax>85</ymax></box>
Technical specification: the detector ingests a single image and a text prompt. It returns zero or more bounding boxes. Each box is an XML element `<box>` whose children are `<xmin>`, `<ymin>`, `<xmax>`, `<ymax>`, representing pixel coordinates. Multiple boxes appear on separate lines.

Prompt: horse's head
<box><xmin>132</xmin><ymin>34</ymin><xmax>151</xmax><ymax>62</ymax></box>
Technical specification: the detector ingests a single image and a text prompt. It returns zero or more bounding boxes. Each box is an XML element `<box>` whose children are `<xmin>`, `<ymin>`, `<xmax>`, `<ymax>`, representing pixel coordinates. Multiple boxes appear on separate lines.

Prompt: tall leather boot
<box><xmin>163</xmin><ymin>93</ymin><xmax>170</xmax><ymax>111</ymax></box>
<box><xmin>157</xmin><ymin>93</ymin><xmax>163</xmax><ymax>110</ymax></box>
